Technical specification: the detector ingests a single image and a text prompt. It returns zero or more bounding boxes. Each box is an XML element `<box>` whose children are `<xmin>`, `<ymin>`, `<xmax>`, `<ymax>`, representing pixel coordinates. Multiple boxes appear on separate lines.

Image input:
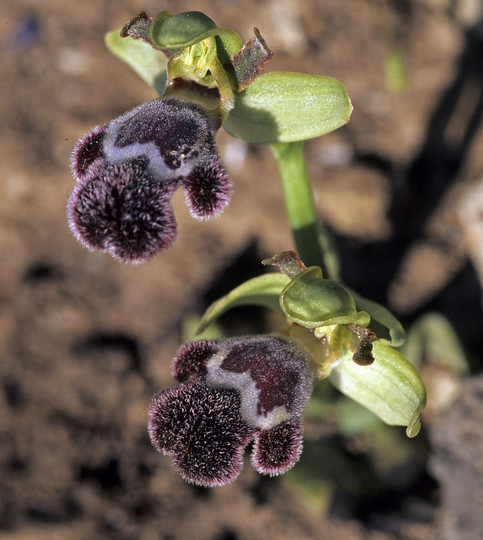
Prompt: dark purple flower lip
<box><xmin>68</xmin><ymin>98</ymin><xmax>232</xmax><ymax>263</ymax></box>
<box><xmin>67</xmin><ymin>157</ymin><xmax>178</xmax><ymax>264</ymax></box>
<box><xmin>149</xmin><ymin>380</ymin><xmax>254</xmax><ymax>487</ymax></box>
<box><xmin>149</xmin><ymin>336</ymin><xmax>315</xmax><ymax>487</ymax></box>
<box><xmin>70</xmin><ymin>124</ymin><xmax>107</xmax><ymax>181</ymax></box>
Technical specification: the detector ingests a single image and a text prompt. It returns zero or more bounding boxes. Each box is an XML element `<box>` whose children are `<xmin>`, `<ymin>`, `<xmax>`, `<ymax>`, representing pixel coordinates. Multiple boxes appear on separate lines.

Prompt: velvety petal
<box><xmin>183</xmin><ymin>154</ymin><xmax>232</xmax><ymax>220</ymax></box>
<box><xmin>148</xmin><ymin>379</ymin><xmax>256</xmax><ymax>487</ymax></box>
<box><xmin>251</xmin><ymin>420</ymin><xmax>303</xmax><ymax>476</ymax></box>
<box><xmin>71</xmin><ymin>124</ymin><xmax>107</xmax><ymax>180</ymax></box>
<box><xmin>172</xmin><ymin>340</ymin><xmax>219</xmax><ymax>382</ymax></box>
<box><xmin>67</xmin><ymin>157</ymin><xmax>179</xmax><ymax>264</ymax></box>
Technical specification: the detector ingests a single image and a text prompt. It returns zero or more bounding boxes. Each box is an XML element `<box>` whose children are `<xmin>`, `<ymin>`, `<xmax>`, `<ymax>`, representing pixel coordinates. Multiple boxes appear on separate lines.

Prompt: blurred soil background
<box><xmin>2</xmin><ymin>0</ymin><xmax>483</xmax><ymax>539</ymax></box>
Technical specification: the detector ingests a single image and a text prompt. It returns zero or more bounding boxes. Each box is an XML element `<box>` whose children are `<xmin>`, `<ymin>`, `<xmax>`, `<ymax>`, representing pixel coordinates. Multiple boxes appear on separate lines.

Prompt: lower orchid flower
<box><xmin>148</xmin><ymin>336</ymin><xmax>315</xmax><ymax>487</ymax></box>
<box><xmin>67</xmin><ymin>97</ymin><xmax>232</xmax><ymax>264</ymax></box>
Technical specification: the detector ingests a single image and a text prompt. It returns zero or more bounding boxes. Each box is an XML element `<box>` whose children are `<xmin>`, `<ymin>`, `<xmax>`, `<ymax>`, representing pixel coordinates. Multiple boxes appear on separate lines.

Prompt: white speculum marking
<box><xmin>102</xmin><ymin>128</ymin><xmax>197</xmax><ymax>181</ymax></box>
<box><xmin>206</xmin><ymin>351</ymin><xmax>291</xmax><ymax>430</ymax></box>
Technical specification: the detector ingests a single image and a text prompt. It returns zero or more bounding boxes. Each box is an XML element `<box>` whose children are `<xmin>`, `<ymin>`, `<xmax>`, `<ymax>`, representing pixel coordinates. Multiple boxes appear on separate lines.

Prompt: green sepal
<box><xmin>196</xmin><ymin>273</ymin><xmax>290</xmax><ymax>334</ymax></box>
<box><xmin>350</xmin><ymin>291</ymin><xmax>406</xmax><ymax>347</ymax></box>
<box><xmin>105</xmin><ymin>30</ymin><xmax>167</xmax><ymax>95</ymax></box>
<box><xmin>280</xmin><ymin>267</ymin><xmax>370</xmax><ymax>328</ymax></box>
<box><xmin>149</xmin><ymin>11</ymin><xmax>243</xmax><ymax>58</ymax></box>
<box><xmin>329</xmin><ymin>340</ymin><xmax>426</xmax><ymax>437</ymax></box>
<box><xmin>149</xmin><ymin>11</ymin><xmax>217</xmax><ymax>51</ymax></box>
<box><xmin>224</xmin><ymin>72</ymin><xmax>353</xmax><ymax>143</ymax></box>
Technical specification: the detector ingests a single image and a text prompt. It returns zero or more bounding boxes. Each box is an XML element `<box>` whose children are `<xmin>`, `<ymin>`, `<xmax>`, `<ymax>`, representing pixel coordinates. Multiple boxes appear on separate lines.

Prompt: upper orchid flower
<box><xmin>66</xmin><ymin>10</ymin><xmax>352</xmax><ymax>264</ymax></box>
<box><xmin>68</xmin><ymin>97</ymin><xmax>231</xmax><ymax>264</ymax></box>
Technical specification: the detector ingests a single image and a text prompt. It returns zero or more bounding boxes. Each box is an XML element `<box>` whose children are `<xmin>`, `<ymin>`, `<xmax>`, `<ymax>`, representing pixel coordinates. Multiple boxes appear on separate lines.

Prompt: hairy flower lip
<box><xmin>149</xmin><ymin>335</ymin><xmax>315</xmax><ymax>486</ymax></box>
<box><xmin>67</xmin><ymin>157</ymin><xmax>179</xmax><ymax>264</ymax></box>
<box><xmin>70</xmin><ymin>124</ymin><xmax>107</xmax><ymax>181</ymax></box>
<box><xmin>149</xmin><ymin>380</ymin><xmax>255</xmax><ymax>487</ymax></box>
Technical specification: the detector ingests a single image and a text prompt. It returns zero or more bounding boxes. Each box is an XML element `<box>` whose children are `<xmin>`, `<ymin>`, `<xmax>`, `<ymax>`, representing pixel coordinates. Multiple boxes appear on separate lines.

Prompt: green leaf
<box><xmin>329</xmin><ymin>341</ymin><xmax>426</xmax><ymax>437</ymax></box>
<box><xmin>280</xmin><ymin>267</ymin><xmax>370</xmax><ymax>328</ymax></box>
<box><xmin>105</xmin><ymin>30</ymin><xmax>168</xmax><ymax>95</ymax></box>
<box><xmin>385</xmin><ymin>49</ymin><xmax>407</xmax><ymax>94</ymax></box>
<box><xmin>224</xmin><ymin>72</ymin><xmax>353</xmax><ymax>143</ymax></box>
<box><xmin>401</xmin><ymin>312</ymin><xmax>469</xmax><ymax>372</ymax></box>
<box><xmin>182</xmin><ymin>313</ymin><xmax>226</xmax><ymax>342</ymax></box>
<box><xmin>196</xmin><ymin>273</ymin><xmax>290</xmax><ymax>334</ymax></box>
<box><xmin>350</xmin><ymin>291</ymin><xmax>406</xmax><ymax>347</ymax></box>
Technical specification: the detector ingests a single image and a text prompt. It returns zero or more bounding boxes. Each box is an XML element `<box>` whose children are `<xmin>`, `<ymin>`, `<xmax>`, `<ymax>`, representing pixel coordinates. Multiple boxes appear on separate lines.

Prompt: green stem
<box><xmin>271</xmin><ymin>141</ymin><xmax>325</xmax><ymax>271</ymax></box>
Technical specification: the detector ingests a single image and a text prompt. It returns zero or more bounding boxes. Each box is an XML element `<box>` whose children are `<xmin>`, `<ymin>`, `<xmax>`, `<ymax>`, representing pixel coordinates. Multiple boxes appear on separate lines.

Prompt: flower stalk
<box><xmin>271</xmin><ymin>142</ymin><xmax>326</xmax><ymax>271</ymax></box>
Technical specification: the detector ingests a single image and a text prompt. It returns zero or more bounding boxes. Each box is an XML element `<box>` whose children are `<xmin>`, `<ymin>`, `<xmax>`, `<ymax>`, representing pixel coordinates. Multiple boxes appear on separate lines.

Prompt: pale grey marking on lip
<box><xmin>205</xmin><ymin>349</ymin><xmax>291</xmax><ymax>430</ymax></box>
<box><xmin>102</xmin><ymin>127</ymin><xmax>197</xmax><ymax>181</ymax></box>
